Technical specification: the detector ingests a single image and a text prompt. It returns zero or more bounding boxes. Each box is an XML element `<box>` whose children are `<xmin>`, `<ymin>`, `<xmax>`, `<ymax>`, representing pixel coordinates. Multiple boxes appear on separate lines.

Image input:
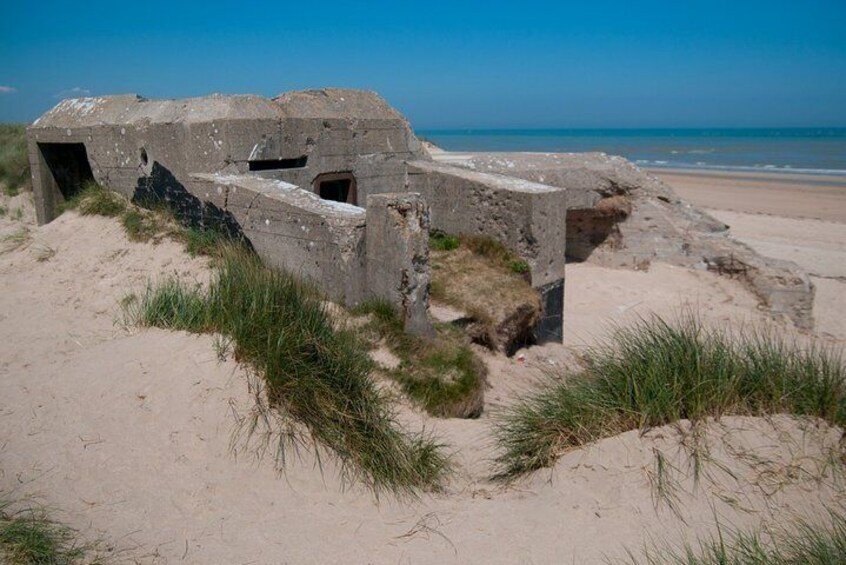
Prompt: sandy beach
<box><xmin>1</xmin><ymin>167</ymin><xmax>845</xmax><ymax>563</ymax></box>
<box><xmin>652</xmin><ymin>169</ymin><xmax>846</xmax><ymax>341</ymax></box>
<box><xmin>651</xmin><ymin>168</ymin><xmax>846</xmax><ymax>223</ymax></box>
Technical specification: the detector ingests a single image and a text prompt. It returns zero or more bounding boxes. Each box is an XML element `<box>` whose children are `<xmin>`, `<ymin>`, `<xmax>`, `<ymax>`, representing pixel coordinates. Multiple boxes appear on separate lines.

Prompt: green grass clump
<box><xmin>62</xmin><ymin>181</ymin><xmax>127</xmax><ymax>217</ymax></box>
<box><xmin>352</xmin><ymin>300</ymin><xmax>487</xmax><ymax>418</ymax></box>
<box><xmin>133</xmin><ymin>247</ymin><xmax>449</xmax><ymax>495</ymax></box>
<box><xmin>393</xmin><ymin>342</ymin><xmax>485</xmax><ymax>418</ymax></box>
<box><xmin>62</xmin><ymin>181</ymin><xmax>168</xmax><ymax>244</ymax></box>
<box><xmin>508</xmin><ymin>259</ymin><xmax>530</xmax><ymax>274</ymax></box>
<box><xmin>461</xmin><ymin>236</ymin><xmax>532</xmax><ymax>276</ymax></box>
<box><xmin>429</xmin><ymin>230</ymin><xmax>459</xmax><ymax>251</ymax></box>
<box><xmin>493</xmin><ymin>314</ymin><xmax>846</xmax><ymax>481</ymax></box>
<box><xmin>0</xmin><ymin>498</ymin><xmax>88</xmax><ymax>565</ymax></box>
<box><xmin>181</xmin><ymin>226</ymin><xmax>229</xmax><ymax>257</ymax></box>
<box><xmin>120</xmin><ymin>209</ymin><xmax>161</xmax><ymax>242</ymax></box>
<box><xmin>61</xmin><ymin>182</ymin><xmax>232</xmax><ymax>254</ymax></box>
<box><xmin>625</xmin><ymin>510</ymin><xmax>846</xmax><ymax>565</ymax></box>
<box><xmin>0</xmin><ymin>124</ymin><xmax>29</xmax><ymax>196</ymax></box>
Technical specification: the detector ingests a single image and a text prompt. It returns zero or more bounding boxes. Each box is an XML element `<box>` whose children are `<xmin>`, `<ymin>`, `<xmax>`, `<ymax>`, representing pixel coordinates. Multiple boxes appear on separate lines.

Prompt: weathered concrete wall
<box><xmin>365</xmin><ymin>193</ymin><xmax>433</xmax><ymax>336</ymax></box>
<box><xmin>254</xmin><ymin>90</ymin><xmax>427</xmax><ymax>205</ymax></box>
<box><xmin>406</xmin><ymin>160</ymin><xmax>567</xmax><ymax>342</ymax></box>
<box><xmin>406</xmin><ymin>161</ymin><xmax>567</xmax><ymax>287</ymax></box>
<box><xmin>191</xmin><ymin>174</ymin><xmax>367</xmax><ymax>305</ymax></box>
<box><xmin>27</xmin><ymin>90</ymin><xmax>430</xmax><ymax>224</ymax></box>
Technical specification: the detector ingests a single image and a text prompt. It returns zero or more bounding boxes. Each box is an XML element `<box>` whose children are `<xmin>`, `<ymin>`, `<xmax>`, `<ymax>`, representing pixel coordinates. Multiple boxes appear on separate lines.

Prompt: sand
<box><xmin>1</xmin><ymin>169</ymin><xmax>845</xmax><ymax>563</ymax></box>
<box><xmin>652</xmin><ymin>169</ymin><xmax>846</xmax><ymax>343</ymax></box>
<box><xmin>652</xmin><ymin>168</ymin><xmax>846</xmax><ymax>223</ymax></box>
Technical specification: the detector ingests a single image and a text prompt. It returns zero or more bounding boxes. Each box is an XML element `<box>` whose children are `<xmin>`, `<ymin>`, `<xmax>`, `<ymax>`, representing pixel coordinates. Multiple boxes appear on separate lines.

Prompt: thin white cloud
<box><xmin>0</xmin><ymin>86</ymin><xmax>16</xmax><ymax>94</ymax></box>
<box><xmin>54</xmin><ymin>86</ymin><xmax>92</xmax><ymax>98</ymax></box>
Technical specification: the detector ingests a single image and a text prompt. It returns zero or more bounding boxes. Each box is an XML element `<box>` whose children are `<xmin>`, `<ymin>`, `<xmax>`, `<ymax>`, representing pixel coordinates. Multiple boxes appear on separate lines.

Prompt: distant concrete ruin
<box><xmin>26</xmin><ymin>88</ymin><xmax>814</xmax><ymax>344</ymax></box>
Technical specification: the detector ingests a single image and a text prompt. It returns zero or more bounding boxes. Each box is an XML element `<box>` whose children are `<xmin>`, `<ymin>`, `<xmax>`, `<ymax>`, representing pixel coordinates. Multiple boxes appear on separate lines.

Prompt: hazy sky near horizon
<box><xmin>1</xmin><ymin>0</ymin><xmax>844</xmax><ymax>128</ymax></box>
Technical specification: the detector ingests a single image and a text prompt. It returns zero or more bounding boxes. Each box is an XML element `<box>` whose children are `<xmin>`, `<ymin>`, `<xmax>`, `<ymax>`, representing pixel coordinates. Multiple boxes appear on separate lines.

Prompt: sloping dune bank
<box><xmin>1</xmin><ymin>169</ymin><xmax>845</xmax><ymax>563</ymax></box>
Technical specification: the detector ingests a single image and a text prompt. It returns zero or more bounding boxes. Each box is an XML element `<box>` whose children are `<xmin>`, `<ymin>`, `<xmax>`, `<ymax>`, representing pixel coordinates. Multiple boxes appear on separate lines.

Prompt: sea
<box><xmin>417</xmin><ymin>128</ymin><xmax>846</xmax><ymax>176</ymax></box>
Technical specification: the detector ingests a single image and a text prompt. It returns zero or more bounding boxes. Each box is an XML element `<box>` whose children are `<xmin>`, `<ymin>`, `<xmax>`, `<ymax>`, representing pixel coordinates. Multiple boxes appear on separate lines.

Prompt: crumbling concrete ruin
<box><xmin>435</xmin><ymin>152</ymin><xmax>815</xmax><ymax>328</ymax></box>
<box><xmin>27</xmin><ymin>88</ymin><xmax>814</xmax><ymax>347</ymax></box>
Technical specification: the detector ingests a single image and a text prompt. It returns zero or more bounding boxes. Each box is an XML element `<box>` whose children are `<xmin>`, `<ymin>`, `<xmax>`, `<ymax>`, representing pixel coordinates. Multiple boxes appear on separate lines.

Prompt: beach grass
<box><xmin>0</xmin><ymin>497</ymin><xmax>89</xmax><ymax>565</ymax></box>
<box><xmin>493</xmin><ymin>314</ymin><xmax>846</xmax><ymax>481</ymax></box>
<box><xmin>623</xmin><ymin>509</ymin><xmax>846</xmax><ymax>564</ymax></box>
<box><xmin>62</xmin><ymin>182</ymin><xmax>228</xmax><ymax>255</ymax></box>
<box><xmin>63</xmin><ymin>181</ymin><xmax>174</xmax><ymax>244</ymax></box>
<box><xmin>61</xmin><ymin>181</ymin><xmax>449</xmax><ymax>493</ymax></box>
<box><xmin>352</xmin><ymin>300</ymin><xmax>487</xmax><ymax>418</ymax></box>
<box><xmin>62</xmin><ymin>180</ymin><xmax>127</xmax><ymax>218</ymax></box>
<box><xmin>132</xmin><ymin>246</ymin><xmax>450</xmax><ymax>495</ymax></box>
<box><xmin>0</xmin><ymin>124</ymin><xmax>29</xmax><ymax>196</ymax></box>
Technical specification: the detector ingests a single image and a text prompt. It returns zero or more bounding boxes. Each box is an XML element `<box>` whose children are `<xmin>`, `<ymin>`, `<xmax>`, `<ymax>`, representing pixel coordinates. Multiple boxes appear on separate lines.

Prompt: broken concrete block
<box><xmin>440</xmin><ymin>151</ymin><xmax>816</xmax><ymax>329</ymax></box>
<box><xmin>365</xmin><ymin>193</ymin><xmax>434</xmax><ymax>337</ymax></box>
<box><xmin>406</xmin><ymin>160</ymin><xmax>567</xmax><ymax>344</ymax></box>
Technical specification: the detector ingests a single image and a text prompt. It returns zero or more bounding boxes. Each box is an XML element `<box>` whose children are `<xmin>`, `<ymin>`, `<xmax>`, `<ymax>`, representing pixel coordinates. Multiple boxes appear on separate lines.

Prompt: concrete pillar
<box><xmin>365</xmin><ymin>193</ymin><xmax>434</xmax><ymax>337</ymax></box>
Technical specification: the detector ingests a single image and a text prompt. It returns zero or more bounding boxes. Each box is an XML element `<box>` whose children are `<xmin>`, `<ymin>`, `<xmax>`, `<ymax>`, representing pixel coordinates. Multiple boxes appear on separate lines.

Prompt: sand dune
<box><xmin>1</xmin><ymin>172</ymin><xmax>845</xmax><ymax>563</ymax></box>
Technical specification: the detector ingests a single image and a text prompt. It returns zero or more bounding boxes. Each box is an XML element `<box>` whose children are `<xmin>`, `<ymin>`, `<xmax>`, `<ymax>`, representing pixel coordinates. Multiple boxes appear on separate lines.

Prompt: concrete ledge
<box><xmin>191</xmin><ymin>173</ymin><xmax>367</xmax><ymax>305</ymax></box>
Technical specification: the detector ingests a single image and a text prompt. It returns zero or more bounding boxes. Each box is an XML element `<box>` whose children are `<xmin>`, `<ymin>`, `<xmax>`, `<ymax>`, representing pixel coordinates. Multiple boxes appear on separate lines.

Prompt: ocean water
<box><xmin>417</xmin><ymin>128</ymin><xmax>846</xmax><ymax>176</ymax></box>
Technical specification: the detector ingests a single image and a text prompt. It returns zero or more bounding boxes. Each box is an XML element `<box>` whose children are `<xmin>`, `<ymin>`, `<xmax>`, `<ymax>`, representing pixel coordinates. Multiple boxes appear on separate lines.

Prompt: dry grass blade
<box><xmin>1</xmin><ymin>227</ymin><xmax>30</xmax><ymax>254</ymax></box>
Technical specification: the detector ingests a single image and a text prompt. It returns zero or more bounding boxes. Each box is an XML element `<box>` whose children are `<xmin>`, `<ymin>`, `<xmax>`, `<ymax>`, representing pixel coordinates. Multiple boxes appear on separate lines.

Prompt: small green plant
<box><xmin>508</xmin><ymin>259</ymin><xmax>530</xmax><ymax>274</ymax></box>
<box><xmin>0</xmin><ymin>497</ymin><xmax>88</xmax><ymax>565</ymax></box>
<box><xmin>130</xmin><ymin>246</ymin><xmax>449</xmax><ymax>495</ymax></box>
<box><xmin>352</xmin><ymin>300</ymin><xmax>487</xmax><ymax>418</ymax></box>
<box><xmin>429</xmin><ymin>230</ymin><xmax>459</xmax><ymax>251</ymax></box>
<box><xmin>493</xmin><ymin>314</ymin><xmax>846</xmax><ymax>481</ymax></box>
<box><xmin>0</xmin><ymin>206</ymin><xmax>6</xmax><ymax>217</ymax></box>
<box><xmin>0</xmin><ymin>124</ymin><xmax>29</xmax><ymax>196</ymax></box>
<box><xmin>392</xmin><ymin>338</ymin><xmax>486</xmax><ymax>418</ymax></box>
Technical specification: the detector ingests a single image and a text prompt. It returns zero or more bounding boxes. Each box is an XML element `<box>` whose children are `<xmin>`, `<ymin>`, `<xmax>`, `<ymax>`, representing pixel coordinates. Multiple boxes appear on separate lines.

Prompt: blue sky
<box><xmin>1</xmin><ymin>0</ymin><xmax>844</xmax><ymax>128</ymax></box>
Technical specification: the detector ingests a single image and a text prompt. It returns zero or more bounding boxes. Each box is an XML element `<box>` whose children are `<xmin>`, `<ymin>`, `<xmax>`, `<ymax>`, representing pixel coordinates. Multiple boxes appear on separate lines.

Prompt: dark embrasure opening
<box><xmin>248</xmin><ymin>156</ymin><xmax>308</xmax><ymax>171</ymax></box>
<box><xmin>313</xmin><ymin>172</ymin><xmax>357</xmax><ymax>205</ymax></box>
<box><xmin>37</xmin><ymin>142</ymin><xmax>95</xmax><ymax>200</ymax></box>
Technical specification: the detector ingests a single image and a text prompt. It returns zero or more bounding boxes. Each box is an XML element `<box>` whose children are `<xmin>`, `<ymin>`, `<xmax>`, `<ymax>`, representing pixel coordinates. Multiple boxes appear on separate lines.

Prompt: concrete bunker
<box><xmin>26</xmin><ymin>88</ymin><xmax>817</xmax><ymax>344</ymax></box>
<box><xmin>36</xmin><ymin>142</ymin><xmax>95</xmax><ymax>202</ymax></box>
<box><xmin>26</xmin><ymin>89</ymin><xmax>588</xmax><ymax>346</ymax></box>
